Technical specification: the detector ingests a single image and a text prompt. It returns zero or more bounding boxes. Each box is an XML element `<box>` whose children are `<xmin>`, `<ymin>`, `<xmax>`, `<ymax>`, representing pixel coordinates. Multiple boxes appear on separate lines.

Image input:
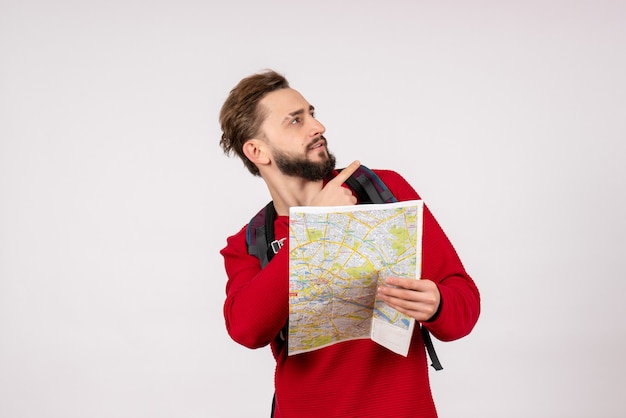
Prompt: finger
<box><xmin>384</xmin><ymin>276</ymin><xmax>420</xmax><ymax>290</ymax></box>
<box><xmin>329</xmin><ymin>160</ymin><xmax>361</xmax><ymax>185</ymax></box>
<box><xmin>385</xmin><ymin>277</ymin><xmax>434</xmax><ymax>292</ymax></box>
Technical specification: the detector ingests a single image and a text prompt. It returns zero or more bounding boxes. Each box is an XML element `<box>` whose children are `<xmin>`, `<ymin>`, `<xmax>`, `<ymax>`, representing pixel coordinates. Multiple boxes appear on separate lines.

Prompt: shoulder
<box><xmin>220</xmin><ymin>224</ymin><xmax>248</xmax><ymax>258</ymax></box>
<box><xmin>370</xmin><ymin>168</ymin><xmax>406</xmax><ymax>182</ymax></box>
<box><xmin>370</xmin><ymin>168</ymin><xmax>421</xmax><ymax>201</ymax></box>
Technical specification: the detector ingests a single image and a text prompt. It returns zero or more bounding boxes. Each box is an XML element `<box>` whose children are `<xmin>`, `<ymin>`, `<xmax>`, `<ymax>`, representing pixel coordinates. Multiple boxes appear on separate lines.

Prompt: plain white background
<box><xmin>1</xmin><ymin>1</ymin><xmax>625</xmax><ymax>417</ymax></box>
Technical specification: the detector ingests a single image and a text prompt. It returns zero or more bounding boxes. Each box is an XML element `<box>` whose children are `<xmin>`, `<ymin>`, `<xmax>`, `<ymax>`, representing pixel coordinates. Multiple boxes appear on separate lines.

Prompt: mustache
<box><xmin>308</xmin><ymin>135</ymin><xmax>327</xmax><ymax>149</ymax></box>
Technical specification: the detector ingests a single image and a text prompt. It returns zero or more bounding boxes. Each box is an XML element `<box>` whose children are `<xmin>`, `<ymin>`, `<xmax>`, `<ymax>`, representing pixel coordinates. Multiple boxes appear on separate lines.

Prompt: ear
<box><xmin>243</xmin><ymin>139</ymin><xmax>271</xmax><ymax>166</ymax></box>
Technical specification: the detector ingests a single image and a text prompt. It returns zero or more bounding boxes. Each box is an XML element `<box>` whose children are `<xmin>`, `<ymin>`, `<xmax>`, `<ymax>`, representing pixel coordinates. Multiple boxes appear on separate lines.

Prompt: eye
<box><xmin>290</xmin><ymin>117</ymin><xmax>301</xmax><ymax>125</ymax></box>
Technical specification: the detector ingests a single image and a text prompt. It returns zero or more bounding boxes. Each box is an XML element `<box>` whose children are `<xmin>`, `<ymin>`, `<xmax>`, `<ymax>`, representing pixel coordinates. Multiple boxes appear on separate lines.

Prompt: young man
<box><xmin>219</xmin><ymin>70</ymin><xmax>480</xmax><ymax>418</ymax></box>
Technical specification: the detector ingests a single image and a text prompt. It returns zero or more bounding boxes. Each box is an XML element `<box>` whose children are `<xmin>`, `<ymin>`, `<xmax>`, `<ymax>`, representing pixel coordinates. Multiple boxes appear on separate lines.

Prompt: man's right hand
<box><xmin>309</xmin><ymin>160</ymin><xmax>360</xmax><ymax>207</ymax></box>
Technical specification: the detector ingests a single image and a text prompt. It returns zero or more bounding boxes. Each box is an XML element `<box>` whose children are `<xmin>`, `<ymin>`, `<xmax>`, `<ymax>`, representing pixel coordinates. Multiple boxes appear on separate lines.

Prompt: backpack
<box><xmin>245</xmin><ymin>164</ymin><xmax>442</xmax><ymax>370</ymax></box>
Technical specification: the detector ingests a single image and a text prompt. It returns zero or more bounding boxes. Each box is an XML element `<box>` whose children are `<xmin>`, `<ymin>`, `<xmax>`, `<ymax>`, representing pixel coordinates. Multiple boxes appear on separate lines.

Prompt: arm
<box><xmin>221</xmin><ymin>224</ymin><xmax>289</xmax><ymax>349</ymax></box>
<box><xmin>374</xmin><ymin>170</ymin><xmax>481</xmax><ymax>342</ymax></box>
<box><xmin>417</xmin><ymin>203</ymin><xmax>480</xmax><ymax>341</ymax></box>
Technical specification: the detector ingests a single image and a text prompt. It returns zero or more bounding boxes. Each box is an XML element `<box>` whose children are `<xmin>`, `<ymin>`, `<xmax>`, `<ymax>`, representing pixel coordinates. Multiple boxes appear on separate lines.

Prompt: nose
<box><xmin>309</xmin><ymin>117</ymin><xmax>326</xmax><ymax>137</ymax></box>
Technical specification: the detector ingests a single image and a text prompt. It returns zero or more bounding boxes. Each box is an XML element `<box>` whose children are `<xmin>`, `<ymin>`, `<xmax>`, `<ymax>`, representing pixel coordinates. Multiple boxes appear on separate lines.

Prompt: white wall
<box><xmin>1</xmin><ymin>1</ymin><xmax>625</xmax><ymax>417</ymax></box>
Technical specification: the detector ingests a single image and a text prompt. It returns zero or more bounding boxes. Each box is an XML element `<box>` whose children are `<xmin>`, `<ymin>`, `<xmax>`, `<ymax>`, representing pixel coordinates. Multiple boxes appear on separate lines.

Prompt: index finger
<box><xmin>330</xmin><ymin>160</ymin><xmax>361</xmax><ymax>185</ymax></box>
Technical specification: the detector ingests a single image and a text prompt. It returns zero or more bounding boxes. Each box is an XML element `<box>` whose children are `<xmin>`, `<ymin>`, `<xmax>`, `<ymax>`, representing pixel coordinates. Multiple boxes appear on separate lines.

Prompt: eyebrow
<box><xmin>283</xmin><ymin>105</ymin><xmax>315</xmax><ymax>123</ymax></box>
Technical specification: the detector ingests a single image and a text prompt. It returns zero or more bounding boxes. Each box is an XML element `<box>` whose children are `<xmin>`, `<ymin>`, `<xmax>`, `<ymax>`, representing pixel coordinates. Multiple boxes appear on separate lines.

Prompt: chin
<box><xmin>313</xmin><ymin>150</ymin><xmax>329</xmax><ymax>160</ymax></box>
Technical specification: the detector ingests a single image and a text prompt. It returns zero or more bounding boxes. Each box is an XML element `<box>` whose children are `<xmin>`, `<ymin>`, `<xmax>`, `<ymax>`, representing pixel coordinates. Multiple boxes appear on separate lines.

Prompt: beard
<box><xmin>272</xmin><ymin>137</ymin><xmax>336</xmax><ymax>181</ymax></box>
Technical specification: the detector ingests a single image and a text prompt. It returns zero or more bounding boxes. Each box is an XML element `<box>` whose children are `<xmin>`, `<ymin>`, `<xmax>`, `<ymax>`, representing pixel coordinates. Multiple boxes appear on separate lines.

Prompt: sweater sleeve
<box><xmin>221</xmin><ymin>223</ymin><xmax>289</xmax><ymax>349</ymax></box>
<box><xmin>374</xmin><ymin>170</ymin><xmax>481</xmax><ymax>342</ymax></box>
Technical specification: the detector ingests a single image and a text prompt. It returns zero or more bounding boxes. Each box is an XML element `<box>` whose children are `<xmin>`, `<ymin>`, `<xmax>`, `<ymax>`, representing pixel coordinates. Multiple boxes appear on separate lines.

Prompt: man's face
<box><xmin>258</xmin><ymin>88</ymin><xmax>336</xmax><ymax>181</ymax></box>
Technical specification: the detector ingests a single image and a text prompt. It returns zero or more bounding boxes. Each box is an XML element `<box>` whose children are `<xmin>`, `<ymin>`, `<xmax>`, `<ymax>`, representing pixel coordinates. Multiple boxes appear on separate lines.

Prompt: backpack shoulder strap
<box><xmin>339</xmin><ymin>164</ymin><xmax>397</xmax><ymax>204</ymax></box>
<box><xmin>246</xmin><ymin>201</ymin><xmax>277</xmax><ymax>268</ymax></box>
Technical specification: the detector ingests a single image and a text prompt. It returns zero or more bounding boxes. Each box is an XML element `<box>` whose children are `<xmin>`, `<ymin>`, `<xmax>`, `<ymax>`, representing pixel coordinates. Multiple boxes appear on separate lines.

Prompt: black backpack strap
<box><xmin>421</xmin><ymin>326</ymin><xmax>443</xmax><ymax>371</ymax></box>
<box><xmin>263</xmin><ymin>201</ymin><xmax>278</xmax><ymax>264</ymax></box>
<box><xmin>339</xmin><ymin>164</ymin><xmax>396</xmax><ymax>204</ymax></box>
<box><xmin>270</xmin><ymin>393</ymin><xmax>276</xmax><ymax>418</ymax></box>
<box><xmin>246</xmin><ymin>201</ymin><xmax>278</xmax><ymax>268</ymax></box>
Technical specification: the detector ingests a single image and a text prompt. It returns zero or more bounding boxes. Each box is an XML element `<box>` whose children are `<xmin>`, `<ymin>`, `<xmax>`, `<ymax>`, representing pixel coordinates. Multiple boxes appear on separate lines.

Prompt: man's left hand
<box><xmin>377</xmin><ymin>277</ymin><xmax>441</xmax><ymax>322</ymax></box>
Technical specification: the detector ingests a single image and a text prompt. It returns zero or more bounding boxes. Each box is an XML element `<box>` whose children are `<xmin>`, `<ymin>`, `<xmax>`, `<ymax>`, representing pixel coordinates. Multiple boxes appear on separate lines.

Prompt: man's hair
<box><xmin>219</xmin><ymin>69</ymin><xmax>290</xmax><ymax>176</ymax></box>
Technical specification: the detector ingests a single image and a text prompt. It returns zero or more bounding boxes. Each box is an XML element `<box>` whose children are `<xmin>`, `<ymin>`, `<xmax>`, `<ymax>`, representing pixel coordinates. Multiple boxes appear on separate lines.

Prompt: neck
<box><xmin>263</xmin><ymin>173</ymin><xmax>324</xmax><ymax>216</ymax></box>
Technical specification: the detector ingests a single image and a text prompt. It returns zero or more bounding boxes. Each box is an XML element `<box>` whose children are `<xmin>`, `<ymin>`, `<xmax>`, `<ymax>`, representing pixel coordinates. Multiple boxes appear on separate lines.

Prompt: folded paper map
<box><xmin>288</xmin><ymin>200</ymin><xmax>423</xmax><ymax>357</ymax></box>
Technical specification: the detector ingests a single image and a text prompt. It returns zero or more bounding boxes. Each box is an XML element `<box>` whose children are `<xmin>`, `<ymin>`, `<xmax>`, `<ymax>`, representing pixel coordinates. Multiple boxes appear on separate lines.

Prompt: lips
<box><xmin>309</xmin><ymin>137</ymin><xmax>326</xmax><ymax>150</ymax></box>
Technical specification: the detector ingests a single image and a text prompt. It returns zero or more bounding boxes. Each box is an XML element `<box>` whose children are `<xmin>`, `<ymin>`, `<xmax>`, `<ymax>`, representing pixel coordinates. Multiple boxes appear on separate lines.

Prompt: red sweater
<box><xmin>221</xmin><ymin>169</ymin><xmax>480</xmax><ymax>418</ymax></box>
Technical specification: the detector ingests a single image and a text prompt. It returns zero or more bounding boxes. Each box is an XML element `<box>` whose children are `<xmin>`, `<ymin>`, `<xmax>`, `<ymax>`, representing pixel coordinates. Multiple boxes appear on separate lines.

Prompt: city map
<box><xmin>288</xmin><ymin>200</ymin><xmax>423</xmax><ymax>357</ymax></box>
